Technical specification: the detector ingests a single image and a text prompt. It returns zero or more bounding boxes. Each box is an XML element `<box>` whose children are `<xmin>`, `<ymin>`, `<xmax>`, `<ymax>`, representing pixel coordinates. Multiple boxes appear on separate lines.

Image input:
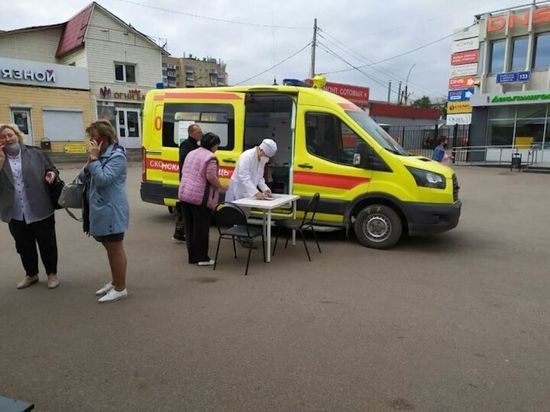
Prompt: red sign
<box><xmin>448</xmin><ymin>76</ymin><xmax>476</xmax><ymax>90</ymax></box>
<box><xmin>451</xmin><ymin>50</ymin><xmax>479</xmax><ymax>65</ymax></box>
<box><xmin>304</xmin><ymin>80</ymin><xmax>369</xmax><ymax>105</ymax></box>
<box><xmin>488</xmin><ymin>5</ymin><xmax>550</xmax><ymax>32</ymax></box>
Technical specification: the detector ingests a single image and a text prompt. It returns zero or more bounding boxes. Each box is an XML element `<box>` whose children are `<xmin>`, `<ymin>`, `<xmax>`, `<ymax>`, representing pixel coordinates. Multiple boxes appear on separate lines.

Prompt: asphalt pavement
<box><xmin>1</xmin><ymin>165</ymin><xmax>549</xmax><ymax>411</ymax></box>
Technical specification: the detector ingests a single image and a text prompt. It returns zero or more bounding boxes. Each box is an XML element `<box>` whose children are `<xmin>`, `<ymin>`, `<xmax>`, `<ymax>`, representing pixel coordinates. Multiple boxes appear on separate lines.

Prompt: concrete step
<box><xmin>43</xmin><ymin>148</ymin><xmax>142</xmax><ymax>164</ymax></box>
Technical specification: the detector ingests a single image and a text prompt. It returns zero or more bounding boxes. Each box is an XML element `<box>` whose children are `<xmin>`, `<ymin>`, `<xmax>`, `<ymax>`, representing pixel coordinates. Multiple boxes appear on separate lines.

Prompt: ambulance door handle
<box><xmin>297</xmin><ymin>163</ymin><xmax>314</xmax><ymax>169</ymax></box>
<box><xmin>222</xmin><ymin>158</ymin><xmax>236</xmax><ymax>164</ymax></box>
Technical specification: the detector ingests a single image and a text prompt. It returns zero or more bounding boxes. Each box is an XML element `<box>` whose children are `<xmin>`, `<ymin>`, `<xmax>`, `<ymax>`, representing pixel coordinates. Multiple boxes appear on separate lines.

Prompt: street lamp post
<box><xmin>404</xmin><ymin>64</ymin><xmax>416</xmax><ymax>105</ymax></box>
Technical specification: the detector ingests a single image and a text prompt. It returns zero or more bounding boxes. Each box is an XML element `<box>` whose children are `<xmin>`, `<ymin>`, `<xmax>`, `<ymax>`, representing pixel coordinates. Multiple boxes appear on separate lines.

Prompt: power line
<box><xmin>111</xmin><ymin>0</ymin><xmax>309</xmax><ymax>30</ymax></box>
<box><xmin>316</xmin><ymin>41</ymin><xmax>400</xmax><ymax>96</ymax></box>
<box><xmin>321</xmin><ymin>31</ymin><xmax>455</xmax><ymax>75</ymax></box>
<box><xmin>234</xmin><ymin>42</ymin><xmax>312</xmax><ymax>85</ymax></box>
<box><xmin>317</xmin><ymin>29</ymin><xmax>445</xmax><ymax>97</ymax></box>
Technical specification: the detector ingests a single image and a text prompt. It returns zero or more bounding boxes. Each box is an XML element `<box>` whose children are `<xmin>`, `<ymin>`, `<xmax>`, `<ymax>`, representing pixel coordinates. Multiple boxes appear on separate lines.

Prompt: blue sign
<box><xmin>496</xmin><ymin>71</ymin><xmax>530</xmax><ymax>84</ymax></box>
<box><xmin>448</xmin><ymin>88</ymin><xmax>475</xmax><ymax>102</ymax></box>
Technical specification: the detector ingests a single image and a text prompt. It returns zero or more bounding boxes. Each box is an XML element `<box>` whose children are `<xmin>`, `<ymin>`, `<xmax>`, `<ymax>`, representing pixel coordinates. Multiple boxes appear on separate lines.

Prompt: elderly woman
<box><xmin>178</xmin><ymin>132</ymin><xmax>224</xmax><ymax>266</ymax></box>
<box><xmin>0</xmin><ymin>124</ymin><xmax>60</xmax><ymax>289</ymax></box>
<box><xmin>79</xmin><ymin>121</ymin><xmax>129</xmax><ymax>303</ymax></box>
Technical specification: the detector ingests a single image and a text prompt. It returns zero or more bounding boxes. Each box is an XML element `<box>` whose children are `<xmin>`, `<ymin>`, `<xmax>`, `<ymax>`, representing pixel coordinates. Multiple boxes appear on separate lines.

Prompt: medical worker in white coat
<box><xmin>225</xmin><ymin>138</ymin><xmax>277</xmax><ymax>202</ymax></box>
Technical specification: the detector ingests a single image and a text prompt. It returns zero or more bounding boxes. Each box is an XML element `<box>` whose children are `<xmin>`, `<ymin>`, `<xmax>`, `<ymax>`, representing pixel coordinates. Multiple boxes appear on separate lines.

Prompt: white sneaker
<box><xmin>95</xmin><ymin>282</ymin><xmax>114</xmax><ymax>296</ymax></box>
<box><xmin>197</xmin><ymin>259</ymin><xmax>215</xmax><ymax>266</ymax></box>
<box><xmin>98</xmin><ymin>288</ymin><xmax>128</xmax><ymax>303</ymax></box>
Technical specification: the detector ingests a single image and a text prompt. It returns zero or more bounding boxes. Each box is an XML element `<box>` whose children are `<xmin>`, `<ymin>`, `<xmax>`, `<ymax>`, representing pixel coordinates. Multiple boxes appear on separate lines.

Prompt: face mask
<box><xmin>5</xmin><ymin>143</ymin><xmax>21</xmax><ymax>156</ymax></box>
<box><xmin>260</xmin><ymin>156</ymin><xmax>269</xmax><ymax>163</ymax></box>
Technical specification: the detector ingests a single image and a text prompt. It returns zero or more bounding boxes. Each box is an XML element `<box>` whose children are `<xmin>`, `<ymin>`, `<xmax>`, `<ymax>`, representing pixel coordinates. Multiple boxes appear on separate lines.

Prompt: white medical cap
<box><xmin>259</xmin><ymin>138</ymin><xmax>277</xmax><ymax>157</ymax></box>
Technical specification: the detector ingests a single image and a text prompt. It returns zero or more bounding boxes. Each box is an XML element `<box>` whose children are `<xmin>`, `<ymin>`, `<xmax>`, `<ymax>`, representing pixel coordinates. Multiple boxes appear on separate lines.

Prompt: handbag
<box><xmin>58</xmin><ymin>175</ymin><xmax>84</xmax><ymax>209</ymax></box>
<box><xmin>47</xmin><ymin>176</ymin><xmax>65</xmax><ymax>210</ymax></box>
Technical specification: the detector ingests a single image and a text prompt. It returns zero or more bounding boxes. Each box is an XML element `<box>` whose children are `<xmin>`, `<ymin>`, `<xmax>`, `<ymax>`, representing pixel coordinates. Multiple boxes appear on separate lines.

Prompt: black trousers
<box><xmin>8</xmin><ymin>214</ymin><xmax>58</xmax><ymax>276</ymax></box>
<box><xmin>181</xmin><ymin>202</ymin><xmax>211</xmax><ymax>264</ymax></box>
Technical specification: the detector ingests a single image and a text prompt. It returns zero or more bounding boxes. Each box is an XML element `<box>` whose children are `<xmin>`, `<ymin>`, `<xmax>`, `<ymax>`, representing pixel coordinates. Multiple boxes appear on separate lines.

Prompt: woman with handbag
<box><xmin>178</xmin><ymin>132</ymin><xmax>225</xmax><ymax>266</ymax></box>
<box><xmin>0</xmin><ymin>124</ymin><xmax>60</xmax><ymax>289</ymax></box>
<box><xmin>79</xmin><ymin>121</ymin><xmax>129</xmax><ymax>303</ymax></box>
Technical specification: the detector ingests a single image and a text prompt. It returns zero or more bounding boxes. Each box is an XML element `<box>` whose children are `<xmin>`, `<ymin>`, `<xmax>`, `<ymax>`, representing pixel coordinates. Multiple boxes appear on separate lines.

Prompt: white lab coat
<box><xmin>225</xmin><ymin>147</ymin><xmax>269</xmax><ymax>201</ymax></box>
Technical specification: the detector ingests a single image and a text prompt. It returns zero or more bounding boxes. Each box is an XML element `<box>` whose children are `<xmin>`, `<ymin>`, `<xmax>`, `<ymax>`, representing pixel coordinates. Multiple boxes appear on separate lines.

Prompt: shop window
<box><xmin>488</xmin><ymin>106</ymin><xmax>516</xmax><ymax>119</ymax></box>
<box><xmin>516</xmin><ymin>104</ymin><xmax>547</xmax><ymax>119</ymax></box>
<box><xmin>534</xmin><ymin>32</ymin><xmax>550</xmax><ymax>69</ymax></box>
<box><xmin>515</xmin><ymin>118</ymin><xmax>545</xmax><ymax>147</ymax></box>
<box><xmin>488</xmin><ymin>39</ymin><xmax>506</xmax><ymax>74</ymax></box>
<box><xmin>114</xmin><ymin>63</ymin><xmax>136</xmax><ymax>83</ymax></box>
<box><xmin>510</xmin><ymin>36</ymin><xmax>528</xmax><ymax>71</ymax></box>
<box><xmin>305</xmin><ymin>112</ymin><xmax>362</xmax><ymax>166</ymax></box>
<box><xmin>162</xmin><ymin>103</ymin><xmax>234</xmax><ymax>150</ymax></box>
<box><xmin>488</xmin><ymin>119</ymin><xmax>514</xmax><ymax>146</ymax></box>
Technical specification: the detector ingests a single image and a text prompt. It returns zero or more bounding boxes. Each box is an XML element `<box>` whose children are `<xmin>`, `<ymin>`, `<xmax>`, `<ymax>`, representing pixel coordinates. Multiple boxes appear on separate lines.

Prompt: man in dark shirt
<box><xmin>173</xmin><ymin>124</ymin><xmax>202</xmax><ymax>241</ymax></box>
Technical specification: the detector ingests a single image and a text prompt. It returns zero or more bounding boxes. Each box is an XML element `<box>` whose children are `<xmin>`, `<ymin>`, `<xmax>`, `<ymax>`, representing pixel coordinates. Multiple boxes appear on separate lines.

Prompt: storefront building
<box><xmin>0</xmin><ymin>56</ymin><xmax>92</xmax><ymax>151</ymax></box>
<box><xmin>0</xmin><ymin>2</ymin><xmax>167</xmax><ymax>151</ymax></box>
<box><xmin>463</xmin><ymin>3</ymin><xmax>550</xmax><ymax>162</ymax></box>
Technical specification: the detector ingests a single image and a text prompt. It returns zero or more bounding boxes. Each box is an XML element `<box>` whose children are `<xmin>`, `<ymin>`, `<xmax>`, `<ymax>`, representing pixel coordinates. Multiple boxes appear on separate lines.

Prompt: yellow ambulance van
<box><xmin>141</xmin><ymin>77</ymin><xmax>461</xmax><ymax>249</ymax></box>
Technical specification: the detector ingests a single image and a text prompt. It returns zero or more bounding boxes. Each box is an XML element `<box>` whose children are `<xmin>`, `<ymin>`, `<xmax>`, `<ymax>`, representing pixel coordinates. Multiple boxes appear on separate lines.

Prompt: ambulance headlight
<box><xmin>406</xmin><ymin>167</ymin><xmax>446</xmax><ymax>189</ymax></box>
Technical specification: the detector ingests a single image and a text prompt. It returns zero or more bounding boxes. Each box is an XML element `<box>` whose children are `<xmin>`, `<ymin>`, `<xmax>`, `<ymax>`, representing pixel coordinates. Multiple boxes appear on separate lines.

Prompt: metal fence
<box><xmin>386</xmin><ymin>124</ymin><xmax>548</xmax><ymax>167</ymax></box>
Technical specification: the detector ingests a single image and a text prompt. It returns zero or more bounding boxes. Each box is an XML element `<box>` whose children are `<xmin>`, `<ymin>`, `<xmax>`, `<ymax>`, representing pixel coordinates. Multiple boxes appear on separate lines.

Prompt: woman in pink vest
<box><xmin>178</xmin><ymin>132</ymin><xmax>225</xmax><ymax>266</ymax></box>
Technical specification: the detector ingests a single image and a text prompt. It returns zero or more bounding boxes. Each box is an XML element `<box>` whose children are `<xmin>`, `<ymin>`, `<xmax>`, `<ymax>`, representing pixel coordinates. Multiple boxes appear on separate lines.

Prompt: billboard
<box><xmin>452</xmin><ymin>38</ymin><xmax>479</xmax><ymax>53</ymax></box>
<box><xmin>450</xmin><ymin>63</ymin><xmax>478</xmax><ymax>78</ymax></box>
<box><xmin>451</xmin><ymin>50</ymin><xmax>479</xmax><ymax>65</ymax></box>
<box><xmin>447</xmin><ymin>102</ymin><xmax>472</xmax><ymax>114</ymax></box>
<box><xmin>320</xmin><ymin>81</ymin><xmax>370</xmax><ymax>106</ymax></box>
<box><xmin>449</xmin><ymin>76</ymin><xmax>477</xmax><ymax>90</ymax></box>
<box><xmin>446</xmin><ymin>113</ymin><xmax>472</xmax><ymax>125</ymax></box>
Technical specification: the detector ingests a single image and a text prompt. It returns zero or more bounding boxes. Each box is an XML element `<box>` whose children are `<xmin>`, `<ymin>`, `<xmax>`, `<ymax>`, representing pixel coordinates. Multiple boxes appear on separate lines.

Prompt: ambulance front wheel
<box><xmin>354</xmin><ymin>204</ymin><xmax>402</xmax><ymax>249</ymax></box>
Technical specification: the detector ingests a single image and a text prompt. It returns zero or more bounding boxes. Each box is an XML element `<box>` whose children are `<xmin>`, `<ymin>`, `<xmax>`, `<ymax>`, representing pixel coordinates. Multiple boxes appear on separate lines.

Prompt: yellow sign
<box><xmin>64</xmin><ymin>143</ymin><xmax>87</xmax><ymax>154</ymax></box>
<box><xmin>447</xmin><ymin>102</ymin><xmax>472</xmax><ymax>114</ymax></box>
<box><xmin>514</xmin><ymin>136</ymin><xmax>533</xmax><ymax>148</ymax></box>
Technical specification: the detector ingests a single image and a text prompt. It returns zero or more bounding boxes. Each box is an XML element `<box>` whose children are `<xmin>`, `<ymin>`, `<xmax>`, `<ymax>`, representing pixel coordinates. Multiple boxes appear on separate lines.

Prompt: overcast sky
<box><xmin>2</xmin><ymin>0</ymin><xmax>530</xmax><ymax>101</ymax></box>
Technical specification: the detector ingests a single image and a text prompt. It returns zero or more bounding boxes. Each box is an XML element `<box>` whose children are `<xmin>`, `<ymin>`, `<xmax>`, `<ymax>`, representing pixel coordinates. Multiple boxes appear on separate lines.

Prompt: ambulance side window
<box><xmin>162</xmin><ymin>103</ymin><xmax>235</xmax><ymax>149</ymax></box>
<box><xmin>305</xmin><ymin>112</ymin><xmax>363</xmax><ymax>166</ymax></box>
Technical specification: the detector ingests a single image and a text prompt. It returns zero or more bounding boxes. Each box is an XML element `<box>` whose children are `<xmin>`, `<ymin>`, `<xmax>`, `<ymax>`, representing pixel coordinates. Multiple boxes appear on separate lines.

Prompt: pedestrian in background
<box><xmin>0</xmin><ymin>124</ymin><xmax>60</xmax><ymax>289</ymax></box>
<box><xmin>178</xmin><ymin>132</ymin><xmax>224</xmax><ymax>266</ymax></box>
<box><xmin>79</xmin><ymin>121</ymin><xmax>129</xmax><ymax>303</ymax></box>
<box><xmin>173</xmin><ymin>123</ymin><xmax>202</xmax><ymax>242</ymax></box>
<box><xmin>432</xmin><ymin>136</ymin><xmax>448</xmax><ymax>163</ymax></box>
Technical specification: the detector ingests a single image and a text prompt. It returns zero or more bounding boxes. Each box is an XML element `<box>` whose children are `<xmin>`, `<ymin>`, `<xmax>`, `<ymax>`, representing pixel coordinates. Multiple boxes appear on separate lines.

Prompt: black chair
<box><xmin>213</xmin><ymin>203</ymin><xmax>266</xmax><ymax>276</ymax></box>
<box><xmin>272</xmin><ymin>193</ymin><xmax>321</xmax><ymax>261</ymax></box>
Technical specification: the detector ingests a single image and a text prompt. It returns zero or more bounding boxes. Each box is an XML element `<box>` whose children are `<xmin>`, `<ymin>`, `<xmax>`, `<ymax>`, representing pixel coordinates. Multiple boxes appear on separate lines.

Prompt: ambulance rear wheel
<box><xmin>168</xmin><ymin>206</ymin><xmax>174</xmax><ymax>214</ymax></box>
<box><xmin>354</xmin><ymin>204</ymin><xmax>402</xmax><ymax>249</ymax></box>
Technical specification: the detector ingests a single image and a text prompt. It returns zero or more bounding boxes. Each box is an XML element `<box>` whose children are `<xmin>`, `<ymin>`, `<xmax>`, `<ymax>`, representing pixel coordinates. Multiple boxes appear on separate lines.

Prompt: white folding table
<box><xmin>229</xmin><ymin>194</ymin><xmax>299</xmax><ymax>263</ymax></box>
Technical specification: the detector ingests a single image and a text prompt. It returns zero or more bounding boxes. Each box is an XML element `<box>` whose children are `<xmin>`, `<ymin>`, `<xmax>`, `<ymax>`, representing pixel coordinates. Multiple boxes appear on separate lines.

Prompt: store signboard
<box><xmin>451</xmin><ymin>50</ymin><xmax>479</xmax><ymax>65</ymax></box>
<box><xmin>496</xmin><ymin>71</ymin><xmax>530</xmax><ymax>83</ymax></box>
<box><xmin>447</xmin><ymin>102</ymin><xmax>472</xmax><ymax>114</ymax></box>
<box><xmin>446</xmin><ymin>113</ymin><xmax>472</xmax><ymax>125</ymax></box>
<box><xmin>0</xmin><ymin>57</ymin><xmax>89</xmax><ymax>89</ymax></box>
<box><xmin>452</xmin><ymin>38</ymin><xmax>479</xmax><ymax>53</ymax></box>
<box><xmin>487</xmin><ymin>5</ymin><xmax>550</xmax><ymax>33</ymax></box>
<box><xmin>470</xmin><ymin>91</ymin><xmax>550</xmax><ymax>106</ymax></box>
<box><xmin>453</xmin><ymin>24</ymin><xmax>480</xmax><ymax>40</ymax></box>
<box><xmin>448</xmin><ymin>88</ymin><xmax>475</xmax><ymax>102</ymax></box>
<box><xmin>450</xmin><ymin>63</ymin><xmax>478</xmax><ymax>78</ymax></box>
<box><xmin>448</xmin><ymin>76</ymin><xmax>477</xmax><ymax>89</ymax></box>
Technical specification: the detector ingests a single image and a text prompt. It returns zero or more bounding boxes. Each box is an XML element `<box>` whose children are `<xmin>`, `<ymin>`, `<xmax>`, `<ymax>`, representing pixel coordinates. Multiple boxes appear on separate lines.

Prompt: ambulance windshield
<box><xmin>346</xmin><ymin>111</ymin><xmax>408</xmax><ymax>155</ymax></box>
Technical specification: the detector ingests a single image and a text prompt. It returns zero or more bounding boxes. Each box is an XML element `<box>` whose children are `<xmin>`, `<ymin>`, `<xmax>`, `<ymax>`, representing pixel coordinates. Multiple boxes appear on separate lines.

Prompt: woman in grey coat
<box><xmin>0</xmin><ymin>124</ymin><xmax>60</xmax><ymax>289</ymax></box>
<box><xmin>79</xmin><ymin>121</ymin><xmax>129</xmax><ymax>303</ymax></box>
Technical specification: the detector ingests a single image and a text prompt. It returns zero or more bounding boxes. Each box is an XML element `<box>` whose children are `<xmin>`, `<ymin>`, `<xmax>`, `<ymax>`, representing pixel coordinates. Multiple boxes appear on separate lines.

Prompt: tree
<box><xmin>411</xmin><ymin>96</ymin><xmax>432</xmax><ymax>108</ymax></box>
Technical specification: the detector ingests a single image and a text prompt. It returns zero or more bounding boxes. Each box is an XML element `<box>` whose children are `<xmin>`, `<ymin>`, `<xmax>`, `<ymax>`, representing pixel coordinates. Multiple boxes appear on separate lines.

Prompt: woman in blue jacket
<box><xmin>79</xmin><ymin>121</ymin><xmax>129</xmax><ymax>303</ymax></box>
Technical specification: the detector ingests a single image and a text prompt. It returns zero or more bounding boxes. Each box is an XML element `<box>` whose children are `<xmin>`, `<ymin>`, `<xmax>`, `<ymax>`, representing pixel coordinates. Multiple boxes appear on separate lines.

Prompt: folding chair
<box><xmin>213</xmin><ymin>203</ymin><xmax>266</xmax><ymax>276</ymax></box>
<box><xmin>272</xmin><ymin>193</ymin><xmax>321</xmax><ymax>261</ymax></box>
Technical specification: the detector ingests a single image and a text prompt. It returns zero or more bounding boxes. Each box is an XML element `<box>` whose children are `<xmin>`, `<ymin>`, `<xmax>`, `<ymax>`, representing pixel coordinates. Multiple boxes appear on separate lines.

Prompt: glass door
<box><xmin>11</xmin><ymin>108</ymin><xmax>33</xmax><ymax>145</ymax></box>
<box><xmin>116</xmin><ymin>108</ymin><xmax>141</xmax><ymax>148</ymax></box>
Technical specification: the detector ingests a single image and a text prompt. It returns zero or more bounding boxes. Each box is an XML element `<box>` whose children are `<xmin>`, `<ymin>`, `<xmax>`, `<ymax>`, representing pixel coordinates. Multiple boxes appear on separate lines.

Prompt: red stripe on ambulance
<box><xmin>294</xmin><ymin>171</ymin><xmax>370</xmax><ymax>190</ymax></box>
